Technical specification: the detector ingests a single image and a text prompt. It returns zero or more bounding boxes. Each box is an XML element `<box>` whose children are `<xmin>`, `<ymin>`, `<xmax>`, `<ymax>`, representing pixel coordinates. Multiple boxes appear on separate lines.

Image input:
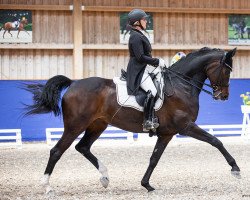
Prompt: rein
<box><xmin>164</xmin><ymin>67</ymin><xmax>214</xmax><ymax>96</ymax></box>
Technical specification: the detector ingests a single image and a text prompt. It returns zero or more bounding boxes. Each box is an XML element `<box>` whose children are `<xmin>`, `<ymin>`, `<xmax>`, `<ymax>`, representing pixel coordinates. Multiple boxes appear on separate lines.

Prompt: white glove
<box><xmin>158</xmin><ymin>58</ymin><xmax>165</xmax><ymax>68</ymax></box>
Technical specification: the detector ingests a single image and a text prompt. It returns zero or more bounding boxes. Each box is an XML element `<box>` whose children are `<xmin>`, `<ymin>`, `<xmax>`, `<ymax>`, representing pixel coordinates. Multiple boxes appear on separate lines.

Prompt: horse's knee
<box><xmin>50</xmin><ymin>147</ymin><xmax>62</xmax><ymax>162</ymax></box>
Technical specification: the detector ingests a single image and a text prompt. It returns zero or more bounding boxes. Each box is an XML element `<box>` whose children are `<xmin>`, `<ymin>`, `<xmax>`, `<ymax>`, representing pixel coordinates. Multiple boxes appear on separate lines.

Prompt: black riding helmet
<box><xmin>128</xmin><ymin>9</ymin><xmax>149</xmax><ymax>28</ymax></box>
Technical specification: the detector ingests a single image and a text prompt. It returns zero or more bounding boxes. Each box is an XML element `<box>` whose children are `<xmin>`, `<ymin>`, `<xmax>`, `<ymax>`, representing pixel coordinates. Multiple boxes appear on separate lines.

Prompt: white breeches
<box><xmin>140</xmin><ymin>66</ymin><xmax>158</xmax><ymax>97</ymax></box>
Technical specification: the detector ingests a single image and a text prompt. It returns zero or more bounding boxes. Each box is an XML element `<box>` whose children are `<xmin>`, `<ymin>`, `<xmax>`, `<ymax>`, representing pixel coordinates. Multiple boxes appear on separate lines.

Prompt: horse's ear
<box><xmin>226</xmin><ymin>48</ymin><xmax>237</xmax><ymax>60</ymax></box>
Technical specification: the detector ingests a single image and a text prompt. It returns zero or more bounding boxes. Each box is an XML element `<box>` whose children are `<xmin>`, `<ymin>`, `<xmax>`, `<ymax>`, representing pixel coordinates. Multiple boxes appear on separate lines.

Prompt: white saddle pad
<box><xmin>113</xmin><ymin>67</ymin><xmax>164</xmax><ymax>112</ymax></box>
<box><xmin>11</xmin><ymin>22</ymin><xmax>19</xmax><ymax>28</ymax></box>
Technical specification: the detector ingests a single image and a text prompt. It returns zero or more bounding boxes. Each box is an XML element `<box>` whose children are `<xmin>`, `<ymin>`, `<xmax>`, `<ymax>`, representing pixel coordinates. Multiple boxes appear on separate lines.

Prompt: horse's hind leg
<box><xmin>3</xmin><ymin>30</ymin><xmax>6</xmax><ymax>38</ymax></box>
<box><xmin>8</xmin><ymin>30</ymin><xmax>12</xmax><ymax>37</ymax></box>
<box><xmin>42</xmin><ymin>128</ymin><xmax>82</xmax><ymax>193</ymax></box>
<box><xmin>180</xmin><ymin>122</ymin><xmax>241</xmax><ymax>178</ymax></box>
<box><xmin>75</xmin><ymin>119</ymin><xmax>109</xmax><ymax>188</ymax></box>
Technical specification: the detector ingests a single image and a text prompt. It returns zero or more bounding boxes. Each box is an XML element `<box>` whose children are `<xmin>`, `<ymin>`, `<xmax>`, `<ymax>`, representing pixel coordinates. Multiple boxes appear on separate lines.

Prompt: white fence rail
<box><xmin>0</xmin><ymin>129</ymin><xmax>22</xmax><ymax>148</ymax></box>
<box><xmin>46</xmin><ymin>124</ymin><xmax>250</xmax><ymax>145</ymax></box>
<box><xmin>46</xmin><ymin>126</ymin><xmax>134</xmax><ymax>145</ymax></box>
<box><xmin>0</xmin><ymin>124</ymin><xmax>248</xmax><ymax>148</ymax></box>
<box><xmin>138</xmin><ymin>124</ymin><xmax>250</xmax><ymax>143</ymax></box>
<box><xmin>200</xmin><ymin>124</ymin><xmax>245</xmax><ymax>137</ymax></box>
<box><xmin>175</xmin><ymin>124</ymin><xmax>249</xmax><ymax>140</ymax></box>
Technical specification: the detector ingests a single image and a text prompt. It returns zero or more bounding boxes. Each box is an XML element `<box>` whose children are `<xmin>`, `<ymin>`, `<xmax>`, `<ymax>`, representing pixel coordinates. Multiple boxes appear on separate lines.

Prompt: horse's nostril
<box><xmin>223</xmin><ymin>95</ymin><xmax>229</xmax><ymax>100</ymax></box>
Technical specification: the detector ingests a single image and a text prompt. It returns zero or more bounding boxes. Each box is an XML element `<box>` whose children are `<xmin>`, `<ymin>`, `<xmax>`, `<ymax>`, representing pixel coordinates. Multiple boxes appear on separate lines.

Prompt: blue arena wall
<box><xmin>0</xmin><ymin>79</ymin><xmax>249</xmax><ymax>141</ymax></box>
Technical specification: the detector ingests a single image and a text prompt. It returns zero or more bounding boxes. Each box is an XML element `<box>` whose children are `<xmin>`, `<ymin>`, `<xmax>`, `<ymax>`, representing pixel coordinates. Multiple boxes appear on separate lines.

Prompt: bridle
<box><xmin>207</xmin><ymin>53</ymin><xmax>232</xmax><ymax>97</ymax></box>
<box><xmin>164</xmin><ymin>53</ymin><xmax>232</xmax><ymax>98</ymax></box>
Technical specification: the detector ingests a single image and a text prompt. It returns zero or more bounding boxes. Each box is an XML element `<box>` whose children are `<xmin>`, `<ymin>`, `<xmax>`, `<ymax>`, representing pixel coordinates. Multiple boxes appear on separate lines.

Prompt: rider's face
<box><xmin>140</xmin><ymin>18</ymin><xmax>147</xmax><ymax>29</ymax></box>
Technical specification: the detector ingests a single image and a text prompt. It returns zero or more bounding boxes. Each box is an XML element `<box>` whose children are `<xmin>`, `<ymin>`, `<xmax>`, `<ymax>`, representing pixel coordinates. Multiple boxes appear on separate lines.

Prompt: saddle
<box><xmin>113</xmin><ymin>66</ymin><xmax>164</xmax><ymax>112</ymax></box>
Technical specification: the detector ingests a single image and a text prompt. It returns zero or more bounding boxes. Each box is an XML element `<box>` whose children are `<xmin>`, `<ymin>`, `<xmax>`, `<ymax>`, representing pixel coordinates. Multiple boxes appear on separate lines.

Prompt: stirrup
<box><xmin>152</xmin><ymin>122</ymin><xmax>159</xmax><ymax>129</ymax></box>
<box><xmin>143</xmin><ymin>121</ymin><xmax>159</xmax><ymax>132</ymax></box>
<box><xmin>152</xmin><ymin>116</ymin><xmax>159</xmax><ymax>129</ymax></box>
<box><xmin>143</xmin><ymin>120</ymin><xmax>153</xmax><ymax>132</ymax></box>
<box><xmin>150</xmin><ymin>122</ymin><xmax>159</xmax><ymax>133</ymax></box>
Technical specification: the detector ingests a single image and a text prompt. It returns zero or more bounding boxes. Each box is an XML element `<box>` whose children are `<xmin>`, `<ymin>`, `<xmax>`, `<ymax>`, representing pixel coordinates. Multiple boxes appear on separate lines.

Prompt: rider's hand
<box><xmin>158</xmin><ymin>58</ymin><xmax>165</xmax><ymax>70</ymax></box>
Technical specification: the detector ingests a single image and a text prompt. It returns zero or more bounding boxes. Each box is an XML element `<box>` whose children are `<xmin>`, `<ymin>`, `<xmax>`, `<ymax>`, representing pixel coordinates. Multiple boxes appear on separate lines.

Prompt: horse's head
<box><xmin>205</xmin><ymin>48</ymin><xmax>237</xmax><ymax>100</ymax></box>
<box><xmin>21</xmin><ymin>18</ymin><xmax>28</xmax><ymax>25</ymax></box>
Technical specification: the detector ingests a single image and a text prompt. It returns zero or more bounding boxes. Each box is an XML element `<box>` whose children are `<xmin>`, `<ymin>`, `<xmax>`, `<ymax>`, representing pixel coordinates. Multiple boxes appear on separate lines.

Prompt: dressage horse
<box><xmin>24</xmin><ymin>47</ymin><xmax>239</xmax><ymax>193</ymax></box>
<box><xmin>0</xmin><ymin>18</ymin><xmax>29</xmax><ymax>39</ymax></box>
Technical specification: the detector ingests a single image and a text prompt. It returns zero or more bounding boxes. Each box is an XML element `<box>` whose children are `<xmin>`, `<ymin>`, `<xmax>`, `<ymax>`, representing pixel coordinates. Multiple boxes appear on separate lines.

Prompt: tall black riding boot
<box><xmin>143</xmin><ymin>92</ymin><xmax>151</xmax><ymax>132</ymax></box>
<box><xmin>143</xmin><ymin>91</ymin><xmax>159</xmax><ymax>132</ymax></box>
<box><xmin>148</xmin><ymin>95</ymin><xmax>159</xmax><ymax>132</ymax></box>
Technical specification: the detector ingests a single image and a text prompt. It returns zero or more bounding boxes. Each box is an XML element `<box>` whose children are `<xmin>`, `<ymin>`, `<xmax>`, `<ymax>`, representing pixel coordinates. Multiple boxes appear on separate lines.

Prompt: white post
<box><xmin>46</xmin><ymin>129</ymin><xmax>52</xmax><ymax>145</ymax></box>
<box><xmin>16</xmin><ymin>129</ymin><xmax>22</xmax><ymax>149</ymax></box>
<box><xmin>241</xmin><ymin>105</ymin><xmax>250</xmax><ymax>141</ymax></box>
<box><xmin>127</xmin><ymin>132</ymin><xmax>134</xmax><ymax>144</ymax></box>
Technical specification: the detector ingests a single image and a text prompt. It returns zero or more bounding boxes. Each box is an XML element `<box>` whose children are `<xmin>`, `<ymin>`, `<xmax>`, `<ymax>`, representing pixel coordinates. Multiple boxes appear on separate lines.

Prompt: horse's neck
<box><xmin>20</xmin><ymin>20</ymin><xmax>26</xmax><ymax>25</ymax></box>
<box><xmin>176</xmin><ymin>52</ymin><xmax>224</xmax><ymax>77</ymax></box>
<box><xmin>178</xmin><ymin>58</ymin><xmax>207</xmax><ymax>76</ymax></box>
<box><xmin>191</xmin><ymin>73</ymin><xmax>207</xmax><ymax>96</ymax></box>
<box><xmin>173</xmin><ymin>54</ymin><xmax>217</xmax><ymax>96</ymax></box>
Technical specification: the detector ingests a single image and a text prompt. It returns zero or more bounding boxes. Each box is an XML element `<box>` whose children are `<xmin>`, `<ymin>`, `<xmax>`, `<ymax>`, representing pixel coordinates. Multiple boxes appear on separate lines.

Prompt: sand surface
<box><xmin>0</xmin><ymin>139</ymin><xmax>250</xmax><ymax>200</ymax></box>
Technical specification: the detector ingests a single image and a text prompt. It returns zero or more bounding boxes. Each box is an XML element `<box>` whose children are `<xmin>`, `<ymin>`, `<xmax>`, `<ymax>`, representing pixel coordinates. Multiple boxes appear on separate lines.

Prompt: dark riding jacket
<box><xmin>126</xmin><ymin>29</ymin><xmax>159</xmax><ymax>95</ymax></box>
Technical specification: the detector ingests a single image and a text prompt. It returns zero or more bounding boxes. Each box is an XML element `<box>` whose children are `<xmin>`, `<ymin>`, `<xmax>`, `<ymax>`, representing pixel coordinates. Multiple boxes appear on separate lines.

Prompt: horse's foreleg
<box><xmin>141</xmin><ymin>135</ymin><xmax>173</xmax><ymax>192</ymax></box>
<box><xmin>17</xmin><ymin>30</ymin><xmax>20</xmax><ymax>38</ymax></box>
<box><xmin>24</xmin><ymin>29</ymin><xmax>30</xmax><ymax>35</ymax></box>
<box><xmin>180</xmin><ymin>122</ymin><xmax>241</xmax><ymax>178</ymax></box>
<box><xmin>17</xmin><ymin>28</ymin><xmax>30</xmax><ymax>38</ymax></box>
<box><xmin>42</xmin><ymin>131</ymin><xmax>80</xmax><ymax>193</ymax></box>
<box><xmin>75</xmin><ymin>119</ymin><xmax>109</xmax><ymax>188</ymax></box>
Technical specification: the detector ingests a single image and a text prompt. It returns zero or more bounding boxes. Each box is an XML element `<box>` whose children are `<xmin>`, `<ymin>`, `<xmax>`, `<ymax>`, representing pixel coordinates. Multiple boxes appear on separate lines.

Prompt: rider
<box><xmin>12</xmin><ymin>15</ymin><xmax>20</xmax><ymax>29</ymax></box>
<box><xmin>126</xmin><ymin>9</ymin><xmax>165</xmax><ymax>133</ymax></box>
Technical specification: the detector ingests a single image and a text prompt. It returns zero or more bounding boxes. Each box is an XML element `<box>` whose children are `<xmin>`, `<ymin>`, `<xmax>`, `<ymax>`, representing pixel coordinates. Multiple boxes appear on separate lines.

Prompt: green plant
<box><xmin>240</xmin><ymin>92</ymin><xmax>250</xmax><ymax>105</ymax></box>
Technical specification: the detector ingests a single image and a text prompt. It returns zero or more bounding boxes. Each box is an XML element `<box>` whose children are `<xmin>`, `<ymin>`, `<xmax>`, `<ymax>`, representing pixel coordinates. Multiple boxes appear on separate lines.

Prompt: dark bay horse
<box><xmin>0</xmin><ymin>18</ymin><xmax>29</xmax><ymax>39</ymax></box>
<box><xmin>24</xmin><ymin>47</ymin><xmax>240</xmax><ymax>193</ymax></box>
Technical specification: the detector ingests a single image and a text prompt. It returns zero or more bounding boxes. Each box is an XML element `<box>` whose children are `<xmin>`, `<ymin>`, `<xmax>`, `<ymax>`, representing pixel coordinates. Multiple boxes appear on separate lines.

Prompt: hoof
<box><xmin>45</xmin><ymin>185</ymin><xmax>53</xmax><ymax>194</ymax></box>
<box><xmin>100</xmin><ymin>176</ymin><xmax>109</xmax><ymax>188</ymax></box>
<box><xmin>231</xmin><ymin>171</ymin><xmax>241</xmax><ymax>179</ymax></box>
<box><xmin>40</xmin><ymin>174</ymin><xmax>50</xmax><ymax>186</ymax></box>
<box><xmin>147</xmin><ymin>186</ymin><xmax>155</xmax><ymax>192</ymax></box>
<box><xmin>141</xmin><ymin>182</ymin><xmax>155</xmax><ymax>192</ymax></box>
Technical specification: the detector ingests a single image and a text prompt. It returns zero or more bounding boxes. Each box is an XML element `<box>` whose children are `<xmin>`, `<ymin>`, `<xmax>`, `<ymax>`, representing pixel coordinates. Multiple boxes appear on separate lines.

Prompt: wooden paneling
<box><xmin>0</xmin><ymin>50</ymin><xmax>73</xmax><ymax>80</ymax></box>
<box><xmin>0</xmin><ymin>0</ymin><xmax>250</xmax><ymax>80</ymax></box>
<box><xmin>82</xmin><ymin>0</ymin><xmax>250</xmax><ymax>9</ymax></box>
<box><xmin>81</xmin><ymin>11</ymin><xmax>230</xmax><ymax>46</ymax></box>
<box><xmin>231</xmin><ymin>51</ymin><xmax>250</xmax><ymax>78</ymax></box>
<box><xmin>83</xmin><ymin>50</ymin><xmax>129</xmax><ymax>78</ymax></box>
<box><xmin>32</xmin><ymin>10</ymin><xmax>73</xmax><ymax>43</ymax></box>
<box><xmin>82</xmin><ymin>11</ymin><xmax>119</xmax><ymax>44</ymax></box>
<box><xmin>0</xmin><ymin>0</ymin><xmax>72</xmax><ymax>5</ymax></box>
<box><xmin>154</xmin><ymin>13</ymin><xmax>228</xmax><ymax>45</ymax></box>
<box><xmin>82</xmin><ymin>49</ymin><xmax>250</xmax><ymax>79</ymax></box>
<box><xmin>73</xmin><ymin>0</ymin><xmax>83</xmax><ymax>78</ymax></box>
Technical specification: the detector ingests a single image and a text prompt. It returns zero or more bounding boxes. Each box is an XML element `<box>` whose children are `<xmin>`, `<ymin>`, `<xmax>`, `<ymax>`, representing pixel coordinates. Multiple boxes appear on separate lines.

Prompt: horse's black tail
<box><xmin>23</xmin><ymin>75</ymin><xmax>73</xmax><ymax>117</ymax></box>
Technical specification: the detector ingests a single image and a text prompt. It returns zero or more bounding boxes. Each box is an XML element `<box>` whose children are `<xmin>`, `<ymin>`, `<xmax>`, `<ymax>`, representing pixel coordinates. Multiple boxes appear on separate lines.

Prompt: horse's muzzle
<box><xmin>213</xmin><ymin>90</ymin><xmax>229</xmax><ymax>101</ymax></box>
